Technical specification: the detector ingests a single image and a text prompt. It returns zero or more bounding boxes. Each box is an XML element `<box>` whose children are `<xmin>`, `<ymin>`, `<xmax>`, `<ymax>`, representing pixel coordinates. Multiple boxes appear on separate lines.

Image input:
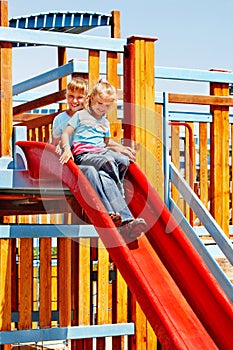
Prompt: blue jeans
<box><xmin>79</xmin><ymin>165</ymin><xmax>133</xmax><ymax>223</ymax></box>
<box><xmin>74</xmin><ymin>149</ymin><xmax>129</xmax><ymax>197</ymax></box>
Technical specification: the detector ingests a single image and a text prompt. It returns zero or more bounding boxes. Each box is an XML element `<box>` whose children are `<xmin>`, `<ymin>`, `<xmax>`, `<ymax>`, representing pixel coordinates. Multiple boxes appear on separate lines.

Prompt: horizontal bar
<box><xmin>0</xmin><ymin>26</ymin><xmax>126</xmax><ymax>52</ymax></box>
<box><xmin>0</xmin><ymin>224</ymin><xmax>98</xmax><ymax>238</ymax></box>
<box><xmin>13</xmin><ymin>62</ymin><xmax>74</xmax><ymax>95</ymax></box>
<box><xmin>0</xmin><ymin>323</ymin><xmax>135</xmax><ymax>344</ymax></box>
<box><xmin>168</xmin><ymin>111</ymin><xmax>212</xmax><ymax>123</ymax></box>
<box><xmin>12</xmin><ymin>311</ymin><xmax>59</xmax><ymax>323</ymax></box>
<box><xmin>156</xmin><ymin>66</ymin><xmax>233</xmax><ymax>83</ymax></box>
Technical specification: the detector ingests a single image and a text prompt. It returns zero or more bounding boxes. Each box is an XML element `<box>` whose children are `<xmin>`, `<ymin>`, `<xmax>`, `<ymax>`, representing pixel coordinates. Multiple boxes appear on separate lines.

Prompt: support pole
<box><xmin>0</xmin><ymin>0</ymin><xmax>12</xmax><ymax>157</ymax></box>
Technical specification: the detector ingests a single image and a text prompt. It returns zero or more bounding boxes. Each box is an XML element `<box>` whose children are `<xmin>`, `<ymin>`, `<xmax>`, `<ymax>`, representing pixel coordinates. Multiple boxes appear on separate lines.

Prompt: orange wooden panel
<box><xmin>168</xmin><ymin>92</ymin><xmax>233</xmax><ymax>106</ymax></box>
<box><xmin>210</xmin><ymin>82</ymin><xmax>230</xmax><ymax>235</ymax></box>
<box><xmin>0</xmin><ymin>0</ymin><xmax>12</xmax><ymax>157</ymax></box>
<box><xmin>39</xmin><ymin>238</ymin><xmax>52</xmax><ymax>327</ymax></box>
<box><xmin>88</xmin><ymin>50</ymin><xmax>100</xmax><ymax>90</ymax></box>
<box><xmin>18</xmin><ymin>238</ymin><xmax>33</xmax><ymax>329</ymax></box>
<box><xmin>199</xmin><ymin>122</ymin><xmax>209</xmax><ymax>209</ymax></box>
<box><xmin>78</xmin><ymin>238</ymin><xmax>91</xmax><ymax>325</ymax></box>
<box><xmin>0</xmin><ymin>239</ymin><xmax>12</xmax><ymax>330</ymax></box>
<box><xmin>97</xmin><ymin>242</ymin><xmax>109</xmax><ymax>324</ymax></box>
<box><xmin>58</xmin><ymin>237</ymin><xmax>71</xmax><ymax>326</ymax></box>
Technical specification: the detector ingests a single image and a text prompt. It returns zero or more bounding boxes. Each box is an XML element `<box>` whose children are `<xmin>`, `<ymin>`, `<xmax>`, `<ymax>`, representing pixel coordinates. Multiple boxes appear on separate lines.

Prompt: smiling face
<box><xmin>66</xmin><ymin>90</ymin><xmax>86</xmax><ymax>115</ymax></box>
<box><xmin>88</xmin><ymin>80</ymin><xmax>117</xmax><ymax>119</ymax></box>
<box><xmin>90</xmin><ymin>95</ymin><xmax>115</xmax><ymax>118</ymax></box>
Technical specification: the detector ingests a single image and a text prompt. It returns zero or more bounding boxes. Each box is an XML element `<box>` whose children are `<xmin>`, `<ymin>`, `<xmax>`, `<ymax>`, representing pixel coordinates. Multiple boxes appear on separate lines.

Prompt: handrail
<box><xmin>169</xmin><ymin>162</ymin><xmax>233</xmax><ymax>265</ymax></box>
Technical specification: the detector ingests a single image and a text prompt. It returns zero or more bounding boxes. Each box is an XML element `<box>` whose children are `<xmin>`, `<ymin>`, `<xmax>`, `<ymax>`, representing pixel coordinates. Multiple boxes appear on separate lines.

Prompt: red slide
<box><xmin>16</xmin><ymin>141</ymin><xmax>233</xmax><ymax>349</ymax></box>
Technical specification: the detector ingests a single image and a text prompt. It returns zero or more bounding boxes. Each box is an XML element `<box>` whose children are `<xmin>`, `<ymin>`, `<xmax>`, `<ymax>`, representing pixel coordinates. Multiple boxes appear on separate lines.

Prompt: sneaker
<box><xmin>109</xmin><ymin>212</ymin><xmax>122</xmax><ymax>227</ymax></box>
<box><xmin>119</xmin><ymin>218</ymin><xmax>147</xmax><ymax>240</ymax></box>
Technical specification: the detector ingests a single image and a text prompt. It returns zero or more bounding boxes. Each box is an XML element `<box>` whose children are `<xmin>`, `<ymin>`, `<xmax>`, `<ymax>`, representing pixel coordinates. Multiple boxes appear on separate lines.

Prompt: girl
<box><xmin>60</xmin><ymin>79</ymin><xmax>130</xmax><ymax>197</ymax></box>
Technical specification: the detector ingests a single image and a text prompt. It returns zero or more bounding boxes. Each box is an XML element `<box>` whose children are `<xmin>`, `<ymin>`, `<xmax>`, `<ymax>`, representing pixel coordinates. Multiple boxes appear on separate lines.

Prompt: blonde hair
<box><xmin>89</xmin><ymin>79</ymin><xmax>117</xmax><ymax>101</ymax></box>
<box><xmin>66</xmin><ymin>77</ymin><xmax>88</xmax><ymax>96</ymax></box>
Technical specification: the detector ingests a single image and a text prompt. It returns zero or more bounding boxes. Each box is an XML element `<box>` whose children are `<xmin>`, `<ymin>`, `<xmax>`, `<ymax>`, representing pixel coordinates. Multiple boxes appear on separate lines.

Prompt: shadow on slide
<box><xmin>17</xmin><ymin>141</ymin><xmax>233</xmax><ymax>350</ymax></box>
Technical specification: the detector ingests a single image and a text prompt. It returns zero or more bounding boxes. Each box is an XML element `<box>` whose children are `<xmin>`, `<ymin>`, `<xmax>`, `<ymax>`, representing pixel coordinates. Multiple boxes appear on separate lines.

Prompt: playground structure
<box><xmin>0</xmin><ymin>1</ymin><xmax>233</xmax><ymax>349</ymax></box>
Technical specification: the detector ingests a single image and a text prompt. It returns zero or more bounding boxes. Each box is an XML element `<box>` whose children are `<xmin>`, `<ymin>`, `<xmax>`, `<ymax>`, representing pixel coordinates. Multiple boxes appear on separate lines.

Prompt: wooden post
<box><xmin>0</xmin><ymin>0</ymin><xmax>12</xmax><ymax>157</ymax></box>
<box><xmin>123</xmin><ymin>36</ymin><xmax>159</xmax><ymax>189</ymax></box>
<box><xmin>110</xmin><ymin>10</ymin><xmax>121</xmax><ymax>89</ymax></box>
<box><xmin>0</xmin><ymin>3</ymin><xmax>12</xmax><ymax>348</ymax></box>
<box><xmin>209</xmin><ymin>70</ymin><xmax>230</xmax><ymax>236</ymax></box>
<box><xmin>58</xmin><ymin>47</ymin><xmax>67</xmax><ymax>111</ymax></box>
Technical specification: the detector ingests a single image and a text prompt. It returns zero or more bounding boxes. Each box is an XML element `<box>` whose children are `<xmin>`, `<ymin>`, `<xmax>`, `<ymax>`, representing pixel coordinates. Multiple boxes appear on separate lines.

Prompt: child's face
<box><xmin>67</xmin><ymin>89</ymin><xmax>86</xmax><ymax>114</ymax></box>
<box><xmin>91</xmin><ymin>96</ymin><xmax>115</xmax><ymax>118</ymax></box>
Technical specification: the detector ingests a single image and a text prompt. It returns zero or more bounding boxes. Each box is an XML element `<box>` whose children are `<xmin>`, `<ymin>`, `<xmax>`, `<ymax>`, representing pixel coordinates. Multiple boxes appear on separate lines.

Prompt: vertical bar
<box><xmin>58</xmin><ymin>47</ymin><xmax>67</xmax><ymax>112</ymax></box>
<box><xmin>58</xmin><ymin>237</ymin><xmax>71</xmax><ymax>326</ymax></box>
<box><xmin>107</xmin><ymin>51</ymin><xmax>121</xmax><ymax>142</ymax></box>
<box><xmin>0</xmin><ymin>0</ymin><xmax>12</xmax><ymax>157</ymax></box>
<box><xmin>96</xmin><ymin>241</ymin><xmax>109</xmax><ymax>350</ymax></box>
<box><xmin>163</xmin><ymin>92</ymin><xmax>170</xmax><ymax>208</ymax></box>
<box><xmin>18</xmin><ymin>238</ymin><xmax>33</xmax><ymax>329</ymax></box>
<box><xmin>123</xmin><ymin>42</ymin><xmax>135</xmax><ymax>148</ymax></box>
<box><xmin>110</xmin><ymin>10</ymin><xmax>121</xmax><ymax>89</ymax></box>
<box><xmin>88</xmin><ymin>50</ymin><xmax>100</xmax><ymax>90</ymax></box>
<box><xmin>39</xmin><ymin>238</ymin><xmax>52</xmax><ymax>327</ymax></box>
<box><xmin>210</xmin><ymin>74</ymin><xmax>230</xmax><ymax>236</ymax></box>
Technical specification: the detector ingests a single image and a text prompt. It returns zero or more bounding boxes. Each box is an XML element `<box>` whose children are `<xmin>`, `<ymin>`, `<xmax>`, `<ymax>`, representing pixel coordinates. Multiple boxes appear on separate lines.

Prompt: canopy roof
<box><xmin>9</xmin><ymin>11</ymin><xmax>112</xmax><ymax>46</ymax></box>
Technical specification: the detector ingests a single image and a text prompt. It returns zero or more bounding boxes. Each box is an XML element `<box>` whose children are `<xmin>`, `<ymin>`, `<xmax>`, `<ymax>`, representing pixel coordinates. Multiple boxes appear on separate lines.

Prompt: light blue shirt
<box><xmin>52</xmin><ymin>111</ymin><xmax>74</xmax><ymax>145</ymax></box>
<box><xmin>68</xmin><ymin>109</ymin><xmax>111</xmax><ymax>148</ymax></box>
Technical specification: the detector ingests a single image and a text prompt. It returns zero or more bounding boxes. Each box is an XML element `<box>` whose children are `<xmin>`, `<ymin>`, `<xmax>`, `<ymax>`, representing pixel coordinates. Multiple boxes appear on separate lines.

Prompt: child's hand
<box><xmin>59</xmin><ymin>147</ymin><xmax>73</xmax><ymax>164</ymax></box>
<box><xmin>55</xmin><ymin>142</ymin><xmax>62</xmax><ymax>155</ymax></box>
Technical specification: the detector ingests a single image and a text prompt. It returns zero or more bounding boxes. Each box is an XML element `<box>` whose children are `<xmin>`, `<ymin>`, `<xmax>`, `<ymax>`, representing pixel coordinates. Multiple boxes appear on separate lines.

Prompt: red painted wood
<box><xmin>16</xmin><ymin>141</ymin><xmax>230</xmax><ymax>349</ymax></box>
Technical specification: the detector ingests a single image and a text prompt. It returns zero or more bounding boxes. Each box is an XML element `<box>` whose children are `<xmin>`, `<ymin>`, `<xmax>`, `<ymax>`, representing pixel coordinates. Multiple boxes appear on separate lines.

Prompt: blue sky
<box><xmin>8</xmin><ymin>0</ymin><xmax>233</xmax><ymax>96</ymax></box>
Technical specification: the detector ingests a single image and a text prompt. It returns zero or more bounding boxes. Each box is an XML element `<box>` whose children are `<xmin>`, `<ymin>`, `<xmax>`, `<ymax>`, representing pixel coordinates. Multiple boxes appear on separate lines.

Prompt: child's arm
<box><xmin>59</xmin><ymin>125</ymin><xmax>75</xmax><ymax>164</ymax></box>
<box><xmin>106</xmin><ymin>139</ymin><xmax>136</xmax><ymax>162</ymax></box>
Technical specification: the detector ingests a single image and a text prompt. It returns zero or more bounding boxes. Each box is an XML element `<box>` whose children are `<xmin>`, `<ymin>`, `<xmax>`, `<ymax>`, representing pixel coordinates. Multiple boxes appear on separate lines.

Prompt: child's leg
<box><xmin>106</xmin><ymin>150</ymin><xmax>130</xmax><ymax>181</ymax></box>
<box><xmin>77</xmin><ymin>152</ymin><xmax>125</xmax><ymax>196</ymax></box>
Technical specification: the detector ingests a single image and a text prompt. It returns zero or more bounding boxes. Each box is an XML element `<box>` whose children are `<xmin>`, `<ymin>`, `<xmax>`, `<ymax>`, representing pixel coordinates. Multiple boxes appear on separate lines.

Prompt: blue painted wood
<box><xmin>13</xmin><ymin>61</ymin><xmax>74</xmax><ymax>95</ymax></box>
<box><xmin>169</xmin><ymin>197</ymin><xmax>233</xmax><ymax>302</ymax></box>
<box><xmin>0</xmin><ymin>323</ymin><xmax>135</xmax><ymax>344</ymax></box>
<box><xmin>0</xmin><ymin>224</ymin><xmax>98</xmax><ymax>238</ymax></box>
<box><xmin>156</xmin><ymin>66</ymin><xmax>233</xmax><ymax>83</ymax></box>
<box><xmin>0</xmin><ymin>27</ymin><xmax>126</xmax><ymax>52</ymax></box>
<box><xmin>169</xmin><ymin>162</ymin><xmax>233</xmax><ymax>266</ymax></box>
<box><xmin>168</xmin><ymin>111</ymin><xmax>212</xmax><ymax>123</ymax></box>
<box><xmin>11</xmin><ymin>311</ymin><xmax>60</xmax><ymax>323</ymax></box>
<box><xmin>9</xmin><ymin>11</ymin><xmax>111</xmax><ymax>33</ymax></box>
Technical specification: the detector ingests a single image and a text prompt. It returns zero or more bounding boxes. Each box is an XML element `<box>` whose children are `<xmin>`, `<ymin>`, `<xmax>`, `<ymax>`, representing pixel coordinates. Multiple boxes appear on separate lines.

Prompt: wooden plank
<box><xmin>0</xmin><ymin>239</ymin><xmax>11</xmax><ymax>330</ymax></box>
<box><xmin>199</xmin><ymin>122</ymin><xmax>209</xmax><ymax>209</ymax></box>
<box><xmin>123</xmin><ymin>42</ymin><xmax>135</xmax><ymax>148</ymax></box>
<box><xmin>210</xmin><ymin>82</ymin><xmax>230</xmax><ymax>236</ymax></box>
<box><xmin>18</xmin><ymin>237</ymin><xmax>33</xmax><ymax>329</ymax></box>
<box><xmin>134</xmin><ymin>38</ymin><xmax>145</xmax><ymax>170</ymax></box>
<box><xmin>154</xmin><ymin>104</ymin><xmax>163</xmax><ymax>198</ymax></box>
<box><xmin>112</xmin><ymin>267</ymin><xmax>128</xmax><ymax>349</ymax></box>
<box><xmin>107</xmin><ymin>51</ymin><xmax>122</xmax><ymax>142</ymax></box>
<box><xmin>88</xmin><ymin>50</ymin><xmax>100</xmax><ymax>90</ymax></box>
<box><xmin>96</xmin><ymin>241</ymin><xmax>109</xmax><ymax>350</ymax></box>
<box><xmin>168</xmin><ymin>92</ymin><xmax>233</xmax><ymax>106</ymax></box>
<box><xmin>39</xmin><ymin>238</ymin><xmax>52</xmax><ymax>328</ymax></box>
<box><xmin>171</xmin><ymin>124</ymin><xmax>182</xmax><ymax>210</ymax></box>
<box><xmin>145</xmin><ymin>40</ymin><xmax>157</xmax><ymax>187</ymax></box>
<box><xmin>13</xmin><ymin>90</ymin><xmax>65</xmax><ymax>117</ymax></box>
<box><xmin>78</xmin><ymin>238</ymin><xmax>92</xmax><ymax>350</ymax></box>
<box><xmin>58</xmin><ymin>47</ymin><xmax>67</xmax><ymax>112</ymax></box>
<box><xmin>110</xmin><ymin>10</ymin><xmax>121</xmax><ymax>89</ymax></box>
<box><xmin>58</xmin><ymin>237</ymin><xmax>71</xmax><ymax>327</ymax></box>
<box><xmin>0</xmin><ymin>0</ymin><xmax>12</xmax><ymax>157</ymax></box>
